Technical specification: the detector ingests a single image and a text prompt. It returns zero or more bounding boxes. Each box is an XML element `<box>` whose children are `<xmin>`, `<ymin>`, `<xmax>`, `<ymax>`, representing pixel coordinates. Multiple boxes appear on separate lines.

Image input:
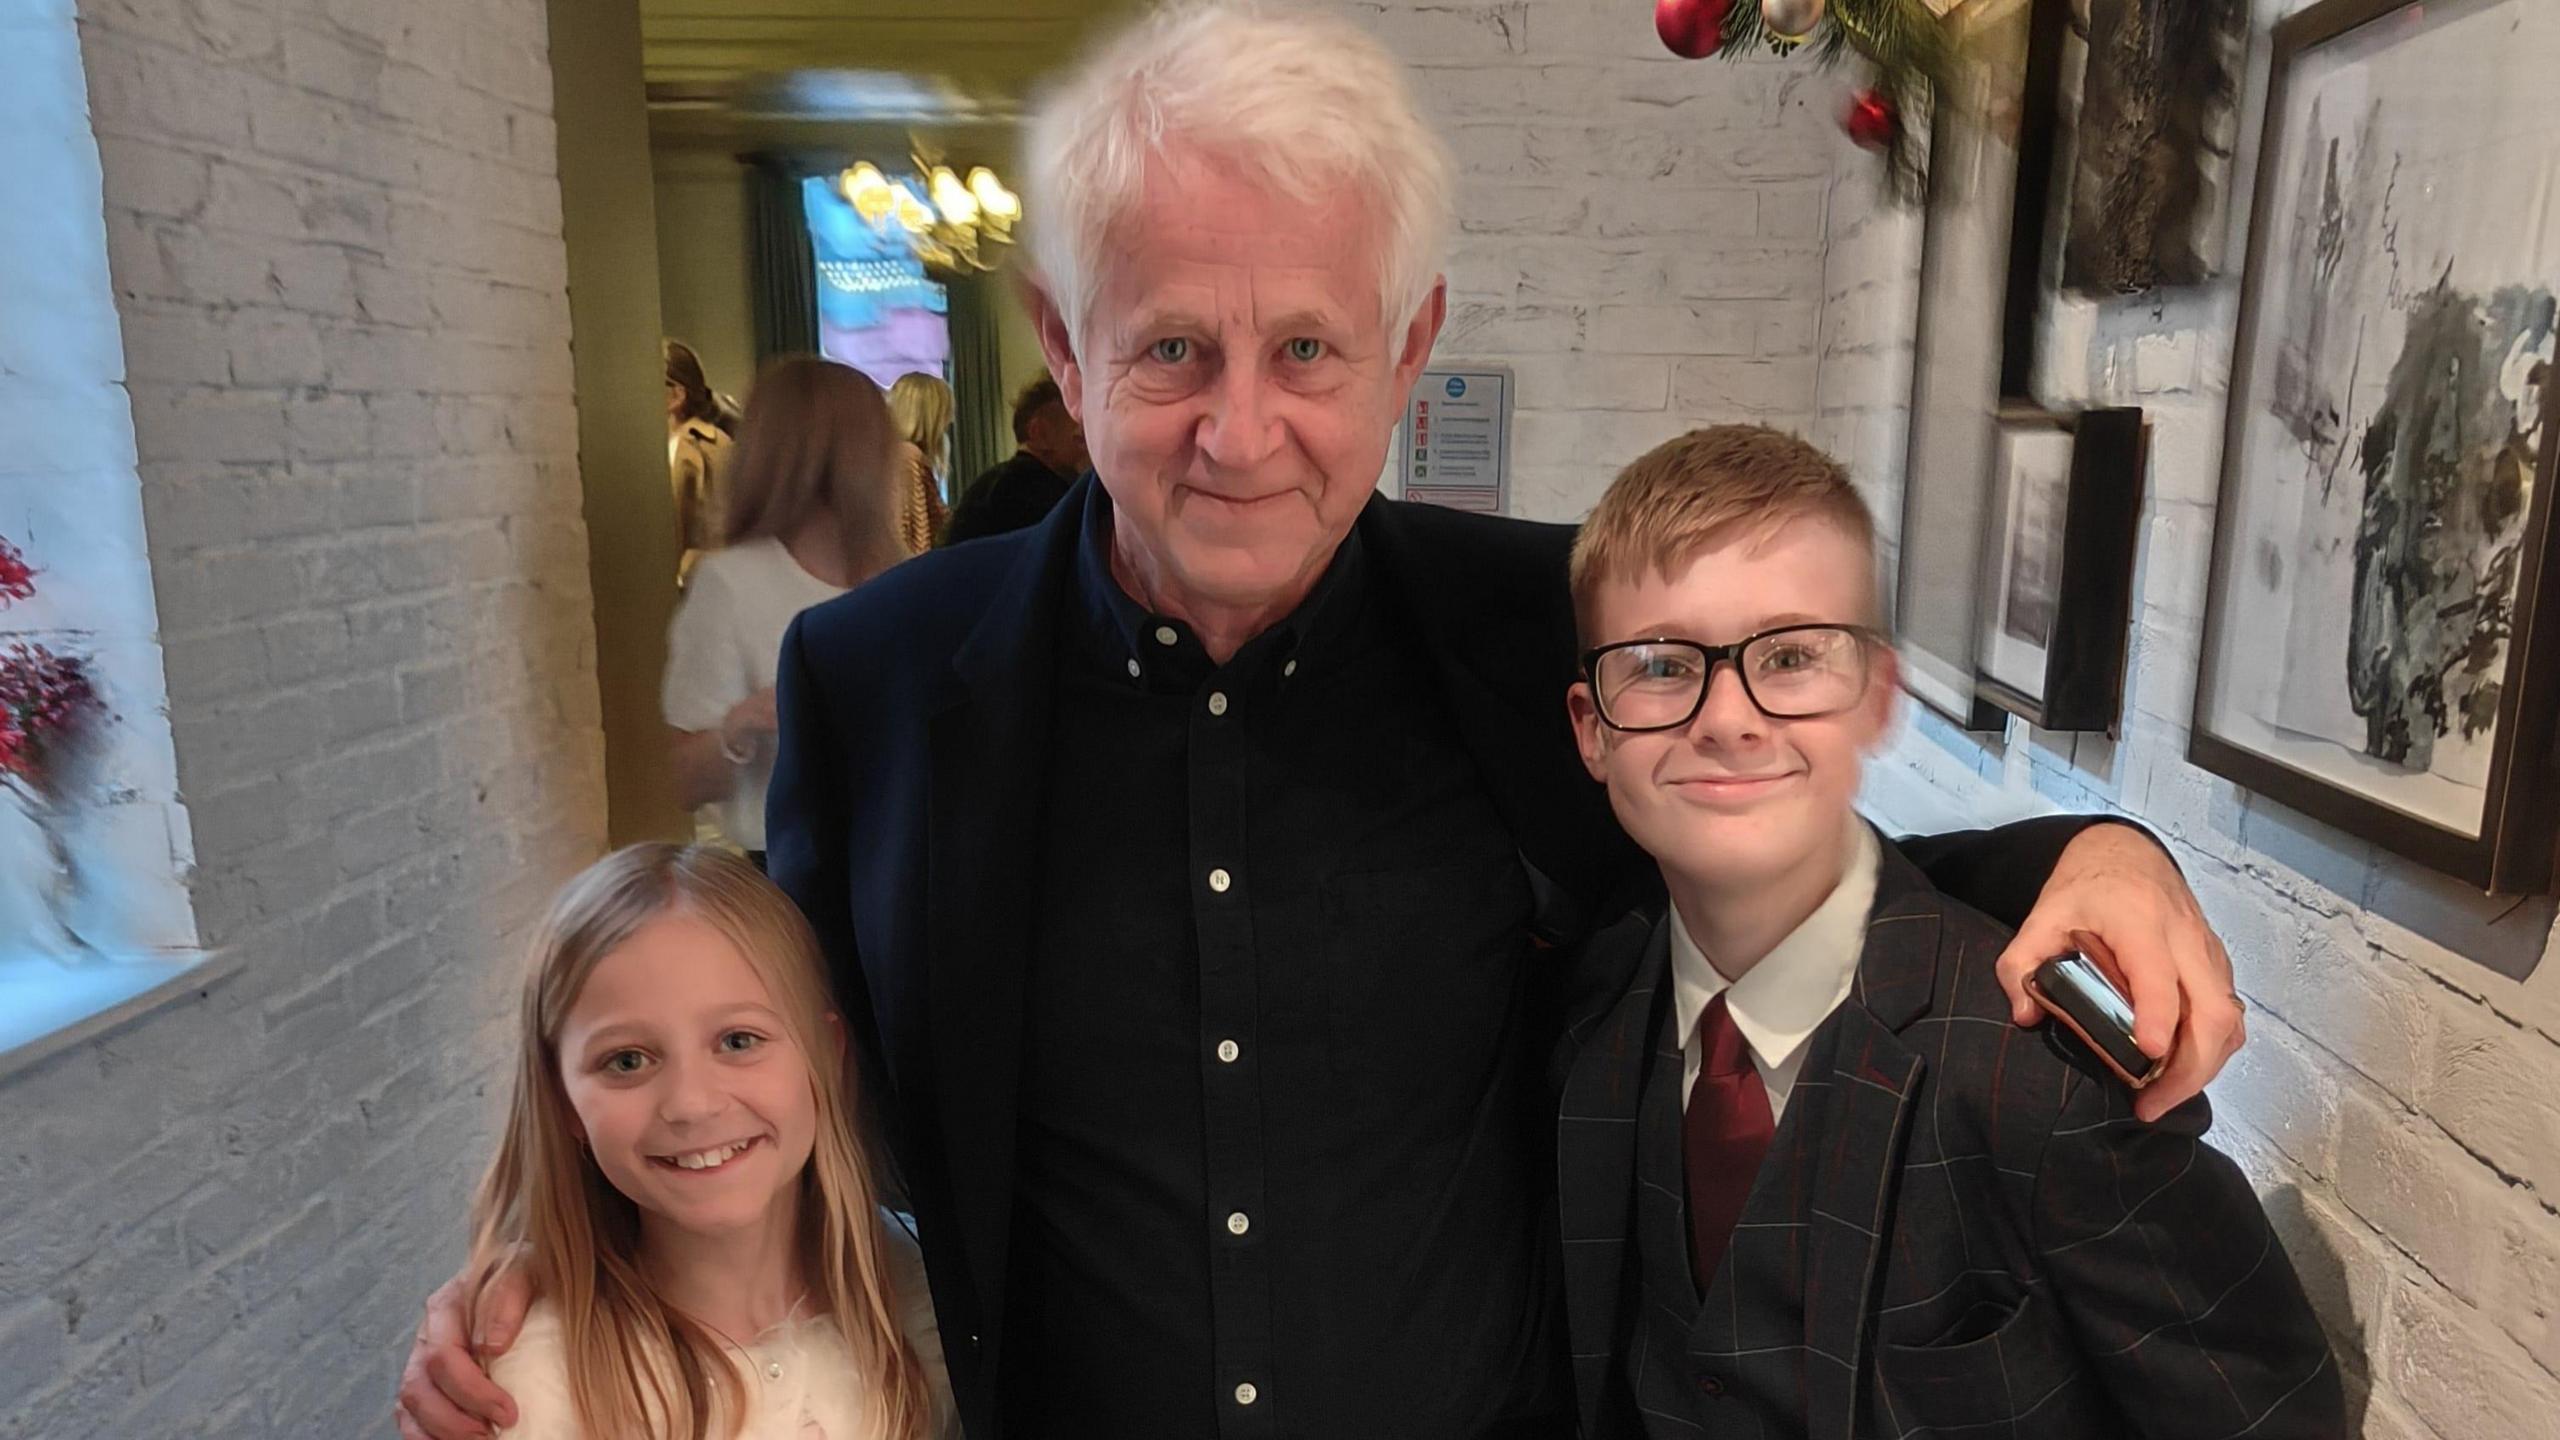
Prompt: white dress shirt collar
<box><xmin>1669</xmin><ymin>821</ymin><xmax>1882</xmax><ymax>1120</ymax></box>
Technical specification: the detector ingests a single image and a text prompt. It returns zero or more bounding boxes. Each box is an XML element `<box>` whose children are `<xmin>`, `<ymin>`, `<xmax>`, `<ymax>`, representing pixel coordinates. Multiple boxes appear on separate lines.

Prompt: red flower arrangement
<box><xmin>0</xmin><ymin>532</ymin><xmax>99</xmax><ymax>790</ymax></box>
<box><xmin>0</xmin><ymin>535</ymin><xmax>34</xmax><ymax>605</ymax></box>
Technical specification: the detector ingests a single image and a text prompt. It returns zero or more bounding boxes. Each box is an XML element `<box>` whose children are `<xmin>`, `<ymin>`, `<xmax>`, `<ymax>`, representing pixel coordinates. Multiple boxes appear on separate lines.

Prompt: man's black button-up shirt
<box><xmin>998</xmin><ymin>490</ymin><xmax>1572</xmax><ymax>1438</ymax></box>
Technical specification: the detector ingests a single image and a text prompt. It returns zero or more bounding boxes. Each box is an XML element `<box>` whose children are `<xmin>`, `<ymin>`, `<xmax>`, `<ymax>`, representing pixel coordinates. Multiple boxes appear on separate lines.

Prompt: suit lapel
<box><xmin>923</xmin><ymin>491</ymin><xmax>1083</xmax><ymax>1362</ymax></box>
<box><xmin>1762</xmin><ymin>840</ymin><xmax>1942</xmax><ymax>1440</ymax></box>
<box><xmin>1557</xmin><ymin>916</ymin><xmax>1671</xmax><ymax>1440</ymax></box>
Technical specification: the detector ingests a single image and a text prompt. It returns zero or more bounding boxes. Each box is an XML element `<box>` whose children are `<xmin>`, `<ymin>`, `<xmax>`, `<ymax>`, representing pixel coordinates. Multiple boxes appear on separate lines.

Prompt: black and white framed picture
<box><xmin>1897</xmin><ymin>0</ymin><xmax>2072</xmax><ymax>730</ymax></box>
<box><xmin>2191</xmin><ymin>0</ymin><xmax>2560</xmax><ymax>893</ymax></box>
<box><xmin>1975</xmin><ymin>406</ymin><xmax>2146</xmax><ymax>731</ymax></box>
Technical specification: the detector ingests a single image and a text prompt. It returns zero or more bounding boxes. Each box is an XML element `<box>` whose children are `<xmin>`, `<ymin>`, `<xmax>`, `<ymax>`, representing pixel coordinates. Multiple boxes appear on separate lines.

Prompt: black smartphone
<box><xmin>2027</xmin><ymin>951</ymin><xmax>2163</xmax><ymax>1089</ymax></box>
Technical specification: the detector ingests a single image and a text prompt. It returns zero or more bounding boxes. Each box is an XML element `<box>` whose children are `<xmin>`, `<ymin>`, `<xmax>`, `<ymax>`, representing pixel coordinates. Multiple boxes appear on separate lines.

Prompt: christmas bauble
<box><xmin>1844</xmin><ymin>87</ymin><xmax>1898</xmax><ymax>149</ymax></box>
<box><xmin>1654</xmin><ymin>0</ymin><xmax>1733</xmax><ymax>58</ymax></box>
<box><xmin>1760</xmin><ymin>0</ymin><xmax>1826</xmax><ymax>42</ymax></box>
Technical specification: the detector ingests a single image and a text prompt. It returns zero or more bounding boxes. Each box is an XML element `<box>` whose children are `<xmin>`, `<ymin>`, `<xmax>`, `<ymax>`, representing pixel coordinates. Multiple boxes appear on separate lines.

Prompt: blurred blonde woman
<box><xmin>885</xmin><ymin>372</ymin><xmax>954</xmax><ymax>554</ymax></box>
<box><xmin>660</xmin><ymin>358</ymin><xmax>905</xmax><ymax>862</ymax></box>
<box><xmin>469</xmin><ymin>842</ymin><xmax>954</xmax><ymax>1437</ymax></box>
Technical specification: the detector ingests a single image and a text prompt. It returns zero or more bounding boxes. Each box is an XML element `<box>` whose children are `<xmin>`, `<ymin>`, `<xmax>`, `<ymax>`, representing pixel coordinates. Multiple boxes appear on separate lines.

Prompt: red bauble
<box><xmin>1844</xmin><ymin>88</ymin><xmax>1898</xmax><ymax>149</ymax></box>
<box><xmin>1655</xmin><ymin>0</ymin><xmax>1733</xmax><ymax>59</ymax></box>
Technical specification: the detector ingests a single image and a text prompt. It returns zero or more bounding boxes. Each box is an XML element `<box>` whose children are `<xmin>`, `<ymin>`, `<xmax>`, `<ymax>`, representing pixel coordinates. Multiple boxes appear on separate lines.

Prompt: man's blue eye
<box><xmin>1149</xmin><ymin>338</ymin><xmax>1191</xmax><ymax>364</ymax></box>
<box><xmin>1286</xmin><ymin>338</ymin><xmax>1326</xmax><ymax>363</ymax></box>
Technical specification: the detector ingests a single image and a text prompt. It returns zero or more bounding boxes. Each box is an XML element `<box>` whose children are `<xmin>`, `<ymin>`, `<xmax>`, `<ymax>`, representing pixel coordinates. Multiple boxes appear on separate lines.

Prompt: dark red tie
<box><xmin>1683</xmin><ymin>993</ymin><xmax>1776</xmax><ymax>1292</ymax></box>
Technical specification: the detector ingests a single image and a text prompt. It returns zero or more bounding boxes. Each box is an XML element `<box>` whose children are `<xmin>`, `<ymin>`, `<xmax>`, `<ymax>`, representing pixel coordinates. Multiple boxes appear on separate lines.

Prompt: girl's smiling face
<box><xmin>554</xmin><ymin>911</ymin><xmax>823</xmax><ymax>1240</ymax></box>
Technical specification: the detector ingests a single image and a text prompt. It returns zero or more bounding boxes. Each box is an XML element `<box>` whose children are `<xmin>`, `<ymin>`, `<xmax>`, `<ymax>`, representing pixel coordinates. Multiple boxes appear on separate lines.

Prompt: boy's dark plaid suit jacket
<box><xmin>1554</xmin><ymin>837</ymin><xmax>2344</xmax><ymax>1440</ymax></box>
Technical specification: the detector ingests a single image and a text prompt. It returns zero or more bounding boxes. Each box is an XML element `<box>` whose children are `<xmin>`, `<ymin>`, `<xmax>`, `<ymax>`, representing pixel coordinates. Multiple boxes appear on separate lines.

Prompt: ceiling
<box><xmin>639</xmin><ymin>0</ymin><xmax>1140</xmax><ymax>154</ymax></box>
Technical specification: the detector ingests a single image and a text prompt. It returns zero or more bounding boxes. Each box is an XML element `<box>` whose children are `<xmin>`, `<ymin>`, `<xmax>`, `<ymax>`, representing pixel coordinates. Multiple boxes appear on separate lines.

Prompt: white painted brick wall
<box><xmin>1327</xmin><ymin>0</ymin><xmax>1841</xmax><ymax>522</ymax></box>
<box><xmin>1806</xmin><ymin>2</ymin><xmax>2560</xmax><ymax>1431</ymax></box>
<box><xmin>1</xmin><ymin>0</ymin><xmax>605</xmax><ymax>1434</ymax></box>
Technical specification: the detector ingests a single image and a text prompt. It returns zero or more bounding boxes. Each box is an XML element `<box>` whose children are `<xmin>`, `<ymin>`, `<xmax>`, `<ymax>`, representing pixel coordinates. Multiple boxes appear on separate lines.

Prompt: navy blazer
<box><xmin>767</xmin><ymin>479</ymin><xmax>2113</xmax><ymax>1437</ymax></box>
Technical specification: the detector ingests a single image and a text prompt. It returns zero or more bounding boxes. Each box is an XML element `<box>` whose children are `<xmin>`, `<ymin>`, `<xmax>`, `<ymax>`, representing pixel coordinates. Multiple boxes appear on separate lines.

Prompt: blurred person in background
<box><xmin>661</xmin><ymin>358</ymin><xmax>905</xmax><ymax>867</ymax></box>
<box><xmin>665</xmin><ymin>339</ymin><xmax>740</xmax><ymax>589</ymax></box>
<box><xmin>888</xmin><ymin>372</ymin><xmax>955</xmax><ymax>556</ymax></box>
<box><xmin>943</xmin><ymin>373</ymin><xmax>1088</xmax><ymax>545</ymax></box>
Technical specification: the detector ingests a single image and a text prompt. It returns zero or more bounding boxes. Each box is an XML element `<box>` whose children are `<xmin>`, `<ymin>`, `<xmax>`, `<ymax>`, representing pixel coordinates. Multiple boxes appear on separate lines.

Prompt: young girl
<box><xmin>471</xmin><ymin>843</ymin><xmax>953</xmax><ymax>1438</ymax></box>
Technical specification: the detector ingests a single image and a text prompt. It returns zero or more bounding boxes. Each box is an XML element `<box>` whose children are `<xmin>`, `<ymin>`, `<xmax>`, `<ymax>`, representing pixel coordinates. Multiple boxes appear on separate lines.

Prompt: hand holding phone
<box><xmin>2026</xmin><ymin>944</ymin><xmax>2165</xmax><ymax>1090</ymax></box>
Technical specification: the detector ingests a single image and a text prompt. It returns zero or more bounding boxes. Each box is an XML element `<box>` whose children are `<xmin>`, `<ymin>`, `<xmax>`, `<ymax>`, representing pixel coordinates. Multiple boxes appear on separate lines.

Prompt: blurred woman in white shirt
<box><xmin>661</xmin><ymin>358</ymin><xmax>906</xmax><ymax>861</ymax></box>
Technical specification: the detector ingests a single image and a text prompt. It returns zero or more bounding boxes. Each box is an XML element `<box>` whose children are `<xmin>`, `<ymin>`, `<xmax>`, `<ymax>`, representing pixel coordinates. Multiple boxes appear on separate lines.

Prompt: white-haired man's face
<box><xmin>1033</xmin><ymin>149</ymin><xmax>1444</xmax><ymax>627</ymax></box>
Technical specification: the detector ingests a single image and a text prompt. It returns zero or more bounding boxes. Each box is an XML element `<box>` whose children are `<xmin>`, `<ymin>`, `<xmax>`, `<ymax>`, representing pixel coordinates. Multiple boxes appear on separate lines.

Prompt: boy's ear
<box><xmin>1567</xmin><ymin>682</ymin><xmax>1611</xmax><ymax>782</ymax></box>
<box><xmin>1859</xmin><ymin>646</ymin><xmax>1904</xmax><ymax>751</ymax></box>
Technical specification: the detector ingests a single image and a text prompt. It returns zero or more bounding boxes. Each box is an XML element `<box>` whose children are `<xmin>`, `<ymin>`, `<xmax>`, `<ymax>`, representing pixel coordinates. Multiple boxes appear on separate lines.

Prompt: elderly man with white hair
<box><xmin>401</xmin><ymin>4</ymin><xmax>2244</xmax><ymax>1437</ymax></box>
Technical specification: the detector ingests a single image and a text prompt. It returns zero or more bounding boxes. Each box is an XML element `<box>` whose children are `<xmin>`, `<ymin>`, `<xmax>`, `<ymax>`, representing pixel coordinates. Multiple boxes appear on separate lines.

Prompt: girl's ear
<box><xmin>823</xmin><ymin>1009</ymin><xmax>847</xmax><ymax>1064</ymax></box>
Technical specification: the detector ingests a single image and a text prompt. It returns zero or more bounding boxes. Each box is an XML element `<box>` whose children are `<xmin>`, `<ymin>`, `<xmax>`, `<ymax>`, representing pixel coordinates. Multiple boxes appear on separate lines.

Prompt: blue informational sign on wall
<box><xmin>1398</xmin><ymin>365</ymin><xmax>1512</xmax><ymax>514</ymax></box>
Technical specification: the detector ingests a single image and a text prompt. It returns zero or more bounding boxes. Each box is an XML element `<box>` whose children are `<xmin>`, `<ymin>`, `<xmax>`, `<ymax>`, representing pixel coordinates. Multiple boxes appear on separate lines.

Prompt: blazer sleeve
<box><xmin>767</xmin><ymin>612</ymin><xmax>891</xmax><ymax>1112</ymax></box>
<box><xmin>2031</xmin><ymin>1074</ymin><xmax>2346</xmax><ymax>1438</ymax></box>
<box><xmin>1896</xmin><ymin>814</ymin><xmax>2172</xmax><ymax>932</ymax></box>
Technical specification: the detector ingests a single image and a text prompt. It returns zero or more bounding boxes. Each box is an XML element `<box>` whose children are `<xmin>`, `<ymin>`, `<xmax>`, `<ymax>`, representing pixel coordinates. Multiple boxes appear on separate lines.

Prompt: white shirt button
<box><xmin>1208</xmin><ymin>867</ymin><xmax>1232</xmax><ymax>893</ymax></box>
<box><xmin>1235</xmin><ymin>1382</ymin><xmax>1259</xmax><ymax>1406</ymax></box>
<box><xmin>1217</xmin><ymin>1039</ymin><xmax>1240</xmax><ymax>1063</ymax></box>
<box><xmin>1207</xmin><ymin>691</ymin><xmax>1229</xmax><ymax>716</ymax></box>
<box><xmin>1125</xmin><ymin>658</ymin><xmax>1141</xmax><ymax>679</ymax></box>
<box><xmin>1227</xmin><ymin>1210</ymin><xmax>1251</xmax><ymax>1235</ymax></box>
<box><xmin>1154</xmin><ymin>625</ymin><xmax>1179</xmax><ymax>646</ymax></box>
<box><xmin>1283</xmin><ymin>659</ymin><xmax>1298</xmax><ymax>678</ymax></box>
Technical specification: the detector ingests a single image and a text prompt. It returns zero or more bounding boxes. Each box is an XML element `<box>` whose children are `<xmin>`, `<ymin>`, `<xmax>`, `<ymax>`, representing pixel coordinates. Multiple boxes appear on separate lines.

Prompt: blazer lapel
<box><xmin>923</xmin><ymin>492</ymin><xmax>1083</xmax><ymax>1364</ymax></box>
<box><xmin>1557</xmin><ymin>916</ymin><xmax>1672</xmax><ymax>1440</ymax></box>
<box><xmin>1773</xmin><ymin>841</ymin><xmax>1942</xmax><ymax>1440</ymax></box>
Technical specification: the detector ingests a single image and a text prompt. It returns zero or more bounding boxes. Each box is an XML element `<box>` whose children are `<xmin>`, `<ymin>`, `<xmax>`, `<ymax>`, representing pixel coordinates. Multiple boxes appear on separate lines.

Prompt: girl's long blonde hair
<box><xmin>467</xmin><ymin>844</ymin><xmax>930</xmax><ymax>1440</ymax></box>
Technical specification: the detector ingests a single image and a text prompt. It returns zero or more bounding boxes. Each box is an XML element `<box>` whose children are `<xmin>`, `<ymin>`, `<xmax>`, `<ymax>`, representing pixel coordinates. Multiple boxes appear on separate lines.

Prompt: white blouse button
<box><xmin>1217</xmin><ymin>1039</ymin><xmax>1240</xmax><ymax>1063</ymax></box>
<box><xmin>1126</xmin><ymin>658</ymin><xmax>1141</xmax><ymax>679</ymax></box>
<box><xmin>1283</xmin><ymin>659</ymin><xmax>1298</xmax><ymax>678</ymax></box>
<box><xmin>1227</xmin><ymin>1211</ymin><xmax>1250</xmax><ymax>1235</ymax></box>
<box><xmin>1235</xmin><ymin>1382</ymin><xmax>1259</xmax><ymax>1406</ymax></box>
<box><xmin>1207</xmin><ymin>691</ymin><xmax>1229</xmax><ymax>716</ymax></box>
<box><xmin>1154</xmin><ymin>625</ymin><xmax>1179</xmax><ymax>646</ymax></box>
<box><xmin>1208</xmin><ymin>868</ymin><xmax>1232</xmax><ymax>893</ymax></box>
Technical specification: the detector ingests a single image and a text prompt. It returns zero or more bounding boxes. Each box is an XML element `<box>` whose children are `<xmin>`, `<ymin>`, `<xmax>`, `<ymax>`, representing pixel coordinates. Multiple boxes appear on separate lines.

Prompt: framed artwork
<box><xmin>2058</xmin><ymin>0</ymin><xmax>2247</xmax><ymax>296</ymax></box>
<box><xmin>1977</xmin><ymin>406</ymin><xmax>2146</xmax><ymax>730</ymax></box>
<box><xmin>2191</xmin><ymin>0</ymin><xmax>2560</xmax><ymax>894</ymax></box>
<box><xmin>1897</xmin><ymin>0</ymin><xmax>2071</xmax><ymax>730</ymax></box>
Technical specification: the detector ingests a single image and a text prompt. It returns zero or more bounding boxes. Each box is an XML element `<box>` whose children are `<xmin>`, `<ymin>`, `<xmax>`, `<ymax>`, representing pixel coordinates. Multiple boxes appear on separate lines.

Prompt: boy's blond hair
<box><xmin>1569</xmin><ymin>424</ymin><xmax>1878</xmax><ymax>641</ymax></box>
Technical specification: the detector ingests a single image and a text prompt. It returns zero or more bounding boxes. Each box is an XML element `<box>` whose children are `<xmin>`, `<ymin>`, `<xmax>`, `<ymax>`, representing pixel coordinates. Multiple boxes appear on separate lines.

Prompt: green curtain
<box><xmin>942</xmin><ymin>270</ymin><xmax>1009</xmax><ymax>504</ymax></box>
<box><xmin>747</xmin><ymin>155</ymin><xmax>818</xmax><ymax>365</ymax></box>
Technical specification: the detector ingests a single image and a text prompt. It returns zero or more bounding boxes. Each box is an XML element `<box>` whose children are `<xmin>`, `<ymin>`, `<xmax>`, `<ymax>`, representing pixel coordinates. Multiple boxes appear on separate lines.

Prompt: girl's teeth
<box><xmin>671</xmin><ymin>1140</ymin><xmax>750</xmax><ymax>1170</ymax></box>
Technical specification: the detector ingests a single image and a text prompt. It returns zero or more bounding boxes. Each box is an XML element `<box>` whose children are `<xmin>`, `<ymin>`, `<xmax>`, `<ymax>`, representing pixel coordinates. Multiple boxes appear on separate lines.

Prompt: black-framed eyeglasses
<box><xmin>1580</xmin><ymin>625</ymin><xmax>1882</xmax><ymax>732</ymax></box>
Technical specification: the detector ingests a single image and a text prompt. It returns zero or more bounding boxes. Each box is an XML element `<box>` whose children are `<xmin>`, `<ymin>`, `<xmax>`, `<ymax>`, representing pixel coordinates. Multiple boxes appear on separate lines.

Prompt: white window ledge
<box><xmin>0</xmin><ymin>948</ymin><xmax>238</xmax><ymax>1082</ymax></box>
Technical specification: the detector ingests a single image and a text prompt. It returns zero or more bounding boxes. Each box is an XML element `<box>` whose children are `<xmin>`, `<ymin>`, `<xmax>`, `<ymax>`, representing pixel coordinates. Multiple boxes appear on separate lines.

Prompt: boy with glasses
<box><xmin>1553</xmin><ymin>426</ymin><xmax>2340</xmax><ymax>1439</ymax></box>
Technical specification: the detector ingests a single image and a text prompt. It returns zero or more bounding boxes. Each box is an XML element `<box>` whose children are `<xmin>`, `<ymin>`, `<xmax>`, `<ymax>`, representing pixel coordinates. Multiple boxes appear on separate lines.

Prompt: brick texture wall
<box><xmin>1320</xmin><ymin>0</ymin><xmax>1841</xmax><ymax>521</ymax></box>
<box><xmin>1</xmin><ymin>0</ymin><xmax>605</xmax><ymax>1434</ymax></box>
<box><xmin>1806</xmin><ymin>3</ymin><xmax>2560</xmax><ymax>1433</ymax></box>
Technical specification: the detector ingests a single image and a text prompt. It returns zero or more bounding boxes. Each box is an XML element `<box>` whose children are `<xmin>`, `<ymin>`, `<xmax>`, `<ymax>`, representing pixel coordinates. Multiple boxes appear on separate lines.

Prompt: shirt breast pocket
<box><xmin>1319</xmin><ymin>853</ymin><xmax>1533</xmax><ymax>1090</ymax></box>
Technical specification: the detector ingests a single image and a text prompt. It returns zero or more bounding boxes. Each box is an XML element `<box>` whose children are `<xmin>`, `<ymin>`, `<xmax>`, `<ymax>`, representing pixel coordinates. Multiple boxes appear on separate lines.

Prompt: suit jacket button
<box><xmin>1696</xmin><ymin>1374</ymin><xmax>1725</xmax><ymax>1397</ymax></box>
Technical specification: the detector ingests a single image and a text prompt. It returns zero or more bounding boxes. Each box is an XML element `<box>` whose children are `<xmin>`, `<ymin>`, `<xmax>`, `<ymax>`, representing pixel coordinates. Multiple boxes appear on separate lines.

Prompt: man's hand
<box><xmin>394</xmin><ymin>1263</ymin><xmax>531</xmax><ymax>1440</ymax></box>
<box><xmin>1995</xmin><ymin>822</ymin><xmax>2244</xmax><ymax>1124</ymax></box>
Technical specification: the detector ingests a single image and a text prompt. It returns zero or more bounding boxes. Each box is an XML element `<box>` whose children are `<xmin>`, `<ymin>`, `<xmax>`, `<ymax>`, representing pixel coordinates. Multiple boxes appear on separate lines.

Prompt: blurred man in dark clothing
<box><xmin>946</xmin><ymin>375</ymin><xmax>1089</xmax><ymax>544</ymax></box>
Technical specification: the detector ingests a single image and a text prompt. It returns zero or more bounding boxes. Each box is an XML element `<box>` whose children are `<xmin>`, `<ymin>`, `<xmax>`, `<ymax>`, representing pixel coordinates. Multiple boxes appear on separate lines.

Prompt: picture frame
<box><xmin>1896</xmin><ymin>0</ymin><xmax>2071</xmax><ymax>732</ymax></box>
<box><xmin>2189</xmin><ymin>0</ymin><xmax>2560</xmax><ymax>894</ymax></box>
<box><xmin>1975</xmin><ymin>405</ymin><xmax>2146</xmax><ymax>731</ymax></box>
